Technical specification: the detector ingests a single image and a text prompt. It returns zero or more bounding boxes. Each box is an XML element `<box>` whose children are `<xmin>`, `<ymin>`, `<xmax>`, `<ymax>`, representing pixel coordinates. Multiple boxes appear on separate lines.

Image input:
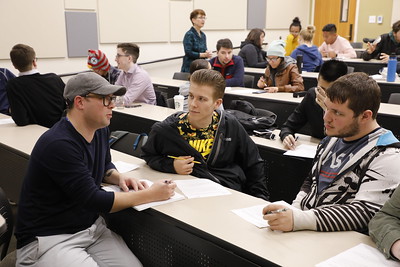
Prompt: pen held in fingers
<box><xmin>266</xmin><ymin>208</ymin><xmax>288</xmax><ymax>215</ymax></box>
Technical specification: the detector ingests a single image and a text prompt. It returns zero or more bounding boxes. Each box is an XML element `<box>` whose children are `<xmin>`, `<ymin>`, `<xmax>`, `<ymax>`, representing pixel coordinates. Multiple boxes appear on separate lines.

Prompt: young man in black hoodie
<box><xmin>142</xmin><ymin>69</ymin><xmax>269</xmax><ymax>200</ymax></box>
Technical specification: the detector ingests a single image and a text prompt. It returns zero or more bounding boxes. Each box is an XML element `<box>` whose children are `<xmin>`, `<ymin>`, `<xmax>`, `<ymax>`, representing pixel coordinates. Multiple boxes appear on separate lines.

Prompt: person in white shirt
<box><xmin>115</xmin><ymin>43</ymin><xmax>156</xmax><ymax>105</ymax></box>
<box><xmin>318</xmin><ymin>24</ymin><xmax>356</xmax><ymax>59</ymax></box>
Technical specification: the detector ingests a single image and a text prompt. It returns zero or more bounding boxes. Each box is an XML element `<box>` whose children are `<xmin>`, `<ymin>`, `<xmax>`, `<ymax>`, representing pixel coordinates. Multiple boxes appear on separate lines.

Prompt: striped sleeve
<box><xmin>314</xmin><ymin>201</ymin><xmax>380</xmax><ymax>231</ymax></box>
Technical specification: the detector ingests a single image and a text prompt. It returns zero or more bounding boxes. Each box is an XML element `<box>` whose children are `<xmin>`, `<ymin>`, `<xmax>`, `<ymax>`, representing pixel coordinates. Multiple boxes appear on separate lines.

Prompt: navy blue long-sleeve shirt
<box><xmin>210</xmin><ymin>55</ymin><xmax>245</xmax><ymax>87</ymax></box>
<box><xmin>16</xmin><ymin>118</ymin><xmax>115</xmax><ymax>248</ymax></box>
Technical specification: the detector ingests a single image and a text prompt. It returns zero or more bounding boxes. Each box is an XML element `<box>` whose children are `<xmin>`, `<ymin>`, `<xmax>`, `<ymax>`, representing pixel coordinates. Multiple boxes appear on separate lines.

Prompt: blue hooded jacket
<box><xmin>290</xmin><ymin>44</ymin><xmax>323</xmax><ymax>72</ymax></box>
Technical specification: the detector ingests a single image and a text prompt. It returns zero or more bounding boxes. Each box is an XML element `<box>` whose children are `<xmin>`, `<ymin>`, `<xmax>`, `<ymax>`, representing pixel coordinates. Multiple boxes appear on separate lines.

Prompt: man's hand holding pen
<box><xmin>263</xmin><ymin>204</ymin><xmax>294</xmax><ymax>232</ymax></box>
<box><xmin>283</xmin><ymin>135</ymin><xmax>298</xmax><ymax>150</ymax></box>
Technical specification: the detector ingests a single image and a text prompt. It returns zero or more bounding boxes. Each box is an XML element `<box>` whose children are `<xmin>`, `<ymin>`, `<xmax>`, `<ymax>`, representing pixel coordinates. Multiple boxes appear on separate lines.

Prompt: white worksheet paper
<box><xmin>284</xmin><ymin>144</ymin><xmax>317</xmax><ymax>159</ymax></box>
<box><xmin>232</xmin><ymin>201</ymin><xmax>293</xmax><ymax>228</ymax></box>
<box><xmin>102</xmin><ymin>180</ymin><xmax>185</xmax><ymax>211</ymax></box>
<box><xmin>0</xmin><ymin>118</ymin><xmax>15</xmax><ymax>125</ymax></box>
<box><xmin>174</xmin><ymin>179</ymin><xmax>231</xmax><ymax>199</ymax></box>
<box><xmin>112</xmin><ymin>161</ymin><xmax>139</xmax><ymax>173</ymax></box>
<box><xmin>316</xmin><ymin>243</ymin><xmax>399</xmax><ymax>267</ymax></box>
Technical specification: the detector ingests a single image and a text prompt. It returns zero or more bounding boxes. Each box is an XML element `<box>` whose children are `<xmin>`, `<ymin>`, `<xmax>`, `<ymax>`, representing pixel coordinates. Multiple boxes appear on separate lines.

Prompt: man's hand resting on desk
<box><xmin>173</xmin><ymin>156</ymin><xmax>195</xmax><ymax>175</ymax></box>
<box><xmin>263</xmin><ymin>204</ymin><xmax>294</xmax><ymax>232</ymax></box>
<box><xmin>119</xmin><ymin>174</ymin><xmax>149</xmax><ymax>192</ymax></box>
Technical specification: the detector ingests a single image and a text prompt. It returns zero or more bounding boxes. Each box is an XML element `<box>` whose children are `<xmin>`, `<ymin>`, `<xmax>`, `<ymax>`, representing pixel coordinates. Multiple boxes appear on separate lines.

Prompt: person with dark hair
<box><xmin>318</xmin><ymin>23</ymin><xmax>356</xmax><ymax>59</ymax></box>
<box><xmin>142</xmin><ymin>69</ymin><xmax>269</xmax><ymax>200</ymax></box>
<box><xmin>290</xmin><ymin>25</ymin><xmax>323</xmax><ymax>72</ymax></box>
<box><xmin>285</xmin><ymin>17</ymin><xmax>302</xmax><ymax>56</ymax></box>
<box><xmin>0</xmin><ymin>67</ymin><xmax>15</xmax><ymax>115</ymax></box>
<box><xmin>181</xmin><ymin>9</ymin><xmax>212</xmax><ymax>73</ymax></box>
<box><xmin>210</xmin><ymin>38</ymin><xmax>245</xmax><ymax>87</ymax></box>
<box><xmin>238</xmin><ymin>28</ymin><xmax>267</xmax><ymax>68</ymax></box>
<box><xmin>6</xmin><ymin>44</ymin><xmax>66</xmax><ymax>128</ymax></box>
<box><xmin>15</xmin><ymin>72</ymin><xmax>176</xmax><ymax>266</ymax></box>
<box><xmin>87</xmin><ymin>49</ymin><xmax>120</xmax><ymax>85</ymax></box>
<box><xmin>264</xmin><ymin>72</ymin><xmax>400</xmax><ymax>233</ymax></box>
<box><xmin>362</xmin><ymin>20</ymin><xmax>400</xmax><ymax>63</ymax></box>
<box><xmin>115</xmin><ymin>43</ymin><xmax>156</xmax><ymax>105</ymax></box>
<box><xmin>179</xmin><ymin>59</ymin><xmax>211</xmax><ymax>111</ymax></box>
<box><xmin>279</xmin><ymin>59</ymin><xmax>348</xmax><ymax>148</ymax></box>
<box><xmin>257</xmin><ymin>40</ymin><xmax>304</xmax><ymax>93</ymax></box>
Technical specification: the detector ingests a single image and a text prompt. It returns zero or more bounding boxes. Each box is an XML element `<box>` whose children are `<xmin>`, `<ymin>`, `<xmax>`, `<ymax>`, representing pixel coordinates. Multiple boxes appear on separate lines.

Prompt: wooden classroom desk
<box><xmin>0</xmin><ymin>115</ymin><xmax>377</xmax><ymax>266</ymax></box>
<box><xmin>108</xmin><ymin>150</ymin><xmax>376</xmax><ymax>267</ymax></box>
<box><xmin>0</xmin><ymin>115</ymin><xmax>48</xmax><ymax>204</ymax></box>
<box><xmin>223</xmin><ymin>87</ymin><xmax>400</xmax><ymax>139</ymax></box>
<box><xmin>245</xmin><ymin>67</ymin><xmax>400</xmax><ymax>103</ymax></box>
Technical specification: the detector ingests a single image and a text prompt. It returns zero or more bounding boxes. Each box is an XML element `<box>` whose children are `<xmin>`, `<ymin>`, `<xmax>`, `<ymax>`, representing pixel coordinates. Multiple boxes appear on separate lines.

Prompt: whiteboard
<box><xmin>98</xmin><ymin>0</ymin><xmax>169</xmax><ymax>43</ymax></box>
<box><xmin>194</xmin><ymin>0</ymin><xmax>247</xmax><ymax>30</ymax></box>
<box><xmin>0</xmin><ymin>0</ymin><xmax>66</xmax><ymax>59</ymax></box>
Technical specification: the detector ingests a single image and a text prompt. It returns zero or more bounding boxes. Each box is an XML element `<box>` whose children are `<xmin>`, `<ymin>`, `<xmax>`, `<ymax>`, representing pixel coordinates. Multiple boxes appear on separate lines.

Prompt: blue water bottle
<box><xmin>387</xmin><ymin>53</ymin><xmax>397</xmax><ymax>82</ymax></box>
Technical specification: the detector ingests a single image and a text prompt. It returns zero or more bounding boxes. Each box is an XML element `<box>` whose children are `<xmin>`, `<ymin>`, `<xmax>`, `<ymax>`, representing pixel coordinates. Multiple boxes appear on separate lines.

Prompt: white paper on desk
<box><xmin>102</xmin><ymin>179</ymin><xmax>185</xmax><ymax>211</ymax></box>
<box><xmin>174</xmin><ymin>179</ymin><xmax>231</xmax><ymax>199</ymax></box>
<box><xmin>284</xmin><ymin>144</ymin><xmax>317</xmax><ymax>159</ymax></box>
<box><xmin>231</xmin><ymin>201</ymin><xmax>293</xmax><ymax>228</ymax></box>
<box><xmin>316</xmin><ymin>243</ymin><xmax>399</xmax><ymax>267</ymax></box>
<box><xmin>0</xmin><ymin>118</ymin><xmax>14</xmax><ymax>125</ymax></box>
<box><xmin>112</xmin><ymin>161</ymin><xmax>139</xmax><ymax>173</ymax></box>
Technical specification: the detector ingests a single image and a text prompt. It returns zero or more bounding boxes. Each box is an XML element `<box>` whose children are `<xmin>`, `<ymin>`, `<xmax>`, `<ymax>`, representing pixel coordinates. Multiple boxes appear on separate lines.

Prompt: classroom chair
<box><xmin>172</xmin><ymin>72</ymin><xmax>190</xmax><ymax>81</ymax></box>
<box><xmin>243</xmin><ymin>74</ymin><xmax>255</xmax><ymax>88</ymax></box>
<box><xmin>109</xmin><ymin>131</ymin><xmax>148</xmax><ymax>158</ymax></box>
<box><xmin>388</xmin><ymin>93</ymin><xmax>400</xmax><ymax>105</ymax></box>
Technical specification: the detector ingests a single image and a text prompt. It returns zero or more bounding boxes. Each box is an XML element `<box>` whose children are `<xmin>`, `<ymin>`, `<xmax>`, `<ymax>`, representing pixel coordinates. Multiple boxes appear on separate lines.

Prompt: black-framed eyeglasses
<box><xmin>266</xmin><ymin>57</ymin><xmax>280</xmax><ymax>62</ymax></box>
<box><xmin>115</xmin><ymin>54</ymin><xmax>129</xmax><ymax>58</ymax></box>
<box><xmin>84</xmin><ymin>94</ymin><xmax>117</xmax><ymax>107</ymax></box>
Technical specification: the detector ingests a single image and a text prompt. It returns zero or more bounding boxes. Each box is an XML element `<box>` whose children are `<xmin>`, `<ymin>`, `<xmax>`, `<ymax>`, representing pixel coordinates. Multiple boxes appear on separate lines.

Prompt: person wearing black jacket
<box><xmin>279</xmin><ymin>60</ymin><xmax>348</xmax><ymax>149</ymax></box>
<box><xmin>142</xmin><ymin>69</ymin><xmax>269</xmax><ymax>200</ymax></box>
<box><xmin>238</xmin><ymin>28</ymin><xmax>267</xmax><ymax>68</ymax></box>
<box><xmin>362</xmin><ymin>20</ymin><xmax>400</xmax><ymax>63</ymax></box>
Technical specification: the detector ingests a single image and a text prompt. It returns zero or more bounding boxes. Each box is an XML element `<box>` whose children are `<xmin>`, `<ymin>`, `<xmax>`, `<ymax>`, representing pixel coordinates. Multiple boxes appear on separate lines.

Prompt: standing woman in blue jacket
<box><xmin>238</xmin><ymin>28</ymin><xmax>267</xmax><ymax>68</ymax></box>
<box><xmin>181</xmin><ymin>9</ymin><xmax>212</xmax><ymax>73</ymax></box>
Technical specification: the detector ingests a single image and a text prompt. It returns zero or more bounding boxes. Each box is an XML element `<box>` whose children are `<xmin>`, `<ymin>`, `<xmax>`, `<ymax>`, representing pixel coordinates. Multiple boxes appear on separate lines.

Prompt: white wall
<box><xmin>0</xmin><ymin>0</ymin><xmax>307</xmax><ymax>79</ymax></box>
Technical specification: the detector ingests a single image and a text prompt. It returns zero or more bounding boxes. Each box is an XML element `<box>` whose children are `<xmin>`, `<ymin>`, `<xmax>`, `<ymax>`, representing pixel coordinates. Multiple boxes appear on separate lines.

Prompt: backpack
<box><xmin>226</xmin><ymin>100</ymin><xmax>277</xmax><ymax>133</ymax></box>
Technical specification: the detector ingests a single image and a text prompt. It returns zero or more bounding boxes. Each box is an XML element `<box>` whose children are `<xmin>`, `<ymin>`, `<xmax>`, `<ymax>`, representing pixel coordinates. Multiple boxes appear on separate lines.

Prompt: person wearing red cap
<box><xmin>88</xmin><ymin>49</ymin><xmax>120</xmax><ymax>85</ymax></box>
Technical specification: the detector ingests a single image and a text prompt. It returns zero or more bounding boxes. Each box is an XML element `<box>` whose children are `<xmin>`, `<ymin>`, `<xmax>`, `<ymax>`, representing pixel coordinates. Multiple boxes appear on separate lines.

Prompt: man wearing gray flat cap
<box><xmin>16</xmin><ymin>72</ymin><xmax>176</xmax><ymax>267</ymax></box>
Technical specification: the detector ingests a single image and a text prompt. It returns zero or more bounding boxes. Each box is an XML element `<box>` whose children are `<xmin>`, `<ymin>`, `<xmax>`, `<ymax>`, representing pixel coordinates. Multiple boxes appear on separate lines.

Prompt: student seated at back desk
<box><xmin>179</xmin><ymin>59</ymin><xmax>211</xmax><ymax>112</ymax></box>
<box><xmin>115</xmin><ymin>43</ymin><xmax>156</xmax><ymax>106</ymax></box>
<box><xmin>285</xmin><ymin>17</ymin><xmax>302</xmax><ymax>56</ymax></box>
<box><xmin>263</xmin><ymin>72</ymin><xmax>400</xmax><ymax>233</ymax></box>
<box><xmin>362</xmin><ymin>20</ymin><xmax>400</xmax><ymax>64</ymax></box>
<box><xmin>87</xmin><ymin>49</ymin><xmax>121</xmax><ymax>85</ymax></box>
<box><xmin>6</xmin><ymin>44</ymin><xmax>66</xmax><ymax>128</ymax></box>
<box><xmin>280</xmin><ymin>60</ymin><xmax>348</xmax><ymax>149</ymax></box>
<box><xmin>257</xmin><ymin>40</ymin><xmax>304</xmax><ymax>93</ymax></box>
<box><xmin>238</xmin><ymin>28</ymin><xmax>267</xmax><ymax>68</ymax></box>
<box><xmin>319</xmin><ymin>24</ymin><xmax>357</xmax><ymax>59</ymax></box>
<box><xmin>290</xmin><ymin>25</ymin><xmax>323</xmax><ymax>72</ymax></box>
<box><xmin>210</xmin><ymin>38</ymin><xmax>245</xmax><ymax>87</ymax></box>
<box><xmin>142</xmin><ymin>69</ymin><xmax>269</xmax><ymax>200</ymax></box>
